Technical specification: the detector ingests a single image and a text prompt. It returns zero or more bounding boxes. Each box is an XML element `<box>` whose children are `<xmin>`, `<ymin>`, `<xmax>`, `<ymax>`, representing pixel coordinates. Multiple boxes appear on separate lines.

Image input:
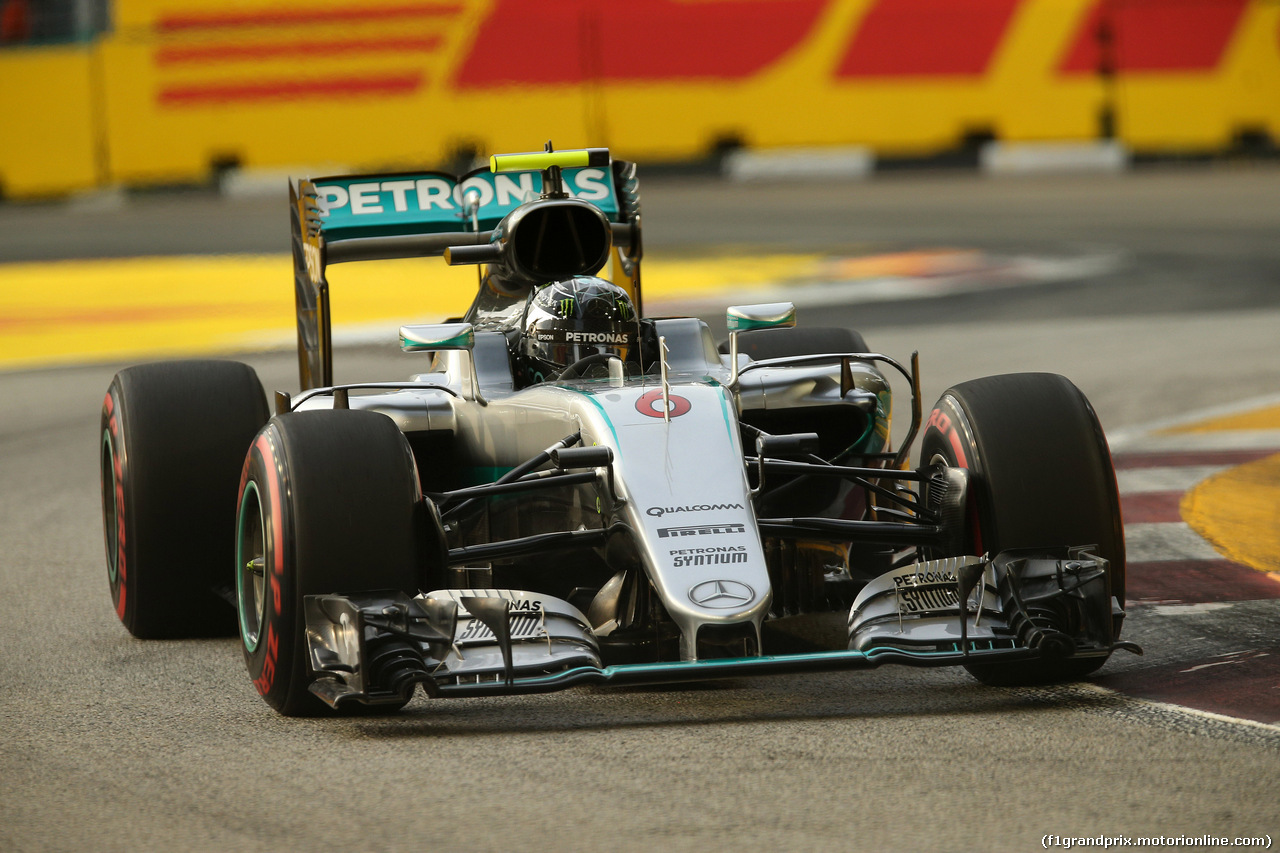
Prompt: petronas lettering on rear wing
<box><xmin>312</xmin><ymin>166</ymin><xmax>621</xmax><ymax>241</ymax></box>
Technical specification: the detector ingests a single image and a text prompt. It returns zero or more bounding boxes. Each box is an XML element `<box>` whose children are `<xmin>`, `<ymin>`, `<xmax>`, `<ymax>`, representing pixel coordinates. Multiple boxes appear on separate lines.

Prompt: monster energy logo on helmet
<box><xmin>523</xmin><ymin>275</ymin><xmax>640</xmax><ymax>379</ymax></box>
<box><xmin>536</xmin><ymin>279</ymin><xmax>634</xmax><ymax>321</ymax></box>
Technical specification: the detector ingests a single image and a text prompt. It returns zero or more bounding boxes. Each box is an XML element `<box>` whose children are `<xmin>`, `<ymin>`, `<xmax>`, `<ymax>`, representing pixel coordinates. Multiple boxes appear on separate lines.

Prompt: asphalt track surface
<box><xmin>3</xmin><ymin>166</ymin><xmax>1280</xmax><ymax>852</ymax></box>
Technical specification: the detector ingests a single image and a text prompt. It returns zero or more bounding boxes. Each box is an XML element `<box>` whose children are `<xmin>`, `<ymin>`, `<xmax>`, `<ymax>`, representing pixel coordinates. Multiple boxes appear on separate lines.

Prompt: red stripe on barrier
<box><xmin>156</xmin><ymin>4</ymin><xmax>463</xmax><ymax>32</ymax></box>
<box><xmin>159</xmin><ymin>73</ymin><xmax>423</xmax><ymax>106</ymax></box>
<box><xmin>836</xmin><ymin>0</ymin><xmax>1022</xmax><ymax>78</ymax></box>
<box><xmin>1059</xmin><ymin>0</ymin><xmax>1248</xmax><ymax>74</ymax></box>
<box><xmin>455</xmin><ymin>0</ymin><xmax>826</xmax><ymax>86</ymax></box>
<box><xmin>156</xmin><ymin>36</ymin><xmax>442</xmax><ymax>65</ymax></box>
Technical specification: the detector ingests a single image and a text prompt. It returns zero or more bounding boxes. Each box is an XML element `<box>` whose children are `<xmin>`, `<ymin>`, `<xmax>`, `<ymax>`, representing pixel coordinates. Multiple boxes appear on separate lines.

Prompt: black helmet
<box><xmin>522</xmin><ymin>276</ymin><xmax>639</xmax><ymax>381</ymax></box>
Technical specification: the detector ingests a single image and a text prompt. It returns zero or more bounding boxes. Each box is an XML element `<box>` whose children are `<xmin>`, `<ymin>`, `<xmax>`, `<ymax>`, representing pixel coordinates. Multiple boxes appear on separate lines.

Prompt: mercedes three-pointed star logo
<box><xmin>688</xmin><ymin>579</ymin><xmax>755</xmax><ymax>609</ymax></box>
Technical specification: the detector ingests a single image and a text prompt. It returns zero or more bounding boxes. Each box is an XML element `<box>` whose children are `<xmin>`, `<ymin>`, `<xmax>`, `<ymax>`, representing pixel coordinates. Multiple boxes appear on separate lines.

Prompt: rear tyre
<box><xmin>721</xmin><ymin>326</ymin><xmax>869</xmax><ymax>360</ymax></box>
<box><xmin>236</xmin><ymin>410</ymin><xmax>428</xmax><ymax>716</ymax></box>
<box><xmin>919</xmin><ymin>373</ymin><xmax>1125</xmax><ymax>686</ymax></box>
<box><xmin>100</xmin><ymin>360</ymin><xmax>269</xmax><ymax>638</ymax></box>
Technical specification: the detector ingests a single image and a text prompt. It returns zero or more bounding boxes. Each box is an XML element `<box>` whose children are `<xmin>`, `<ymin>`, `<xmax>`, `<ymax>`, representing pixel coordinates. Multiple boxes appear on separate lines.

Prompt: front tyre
<box><xmin>237</xmin><ymin>410</ymin><xmax>427</xmax><ymax>716</ymax></box>
<box><xmin>101</xmin><ymin>360</ymin><xmax>269</xmax><ymax>638</ymax></box>
<box><xmin>920</xmin><ymin>373</ymin><xmax>1125</xmax><ymax>686</ymax></box>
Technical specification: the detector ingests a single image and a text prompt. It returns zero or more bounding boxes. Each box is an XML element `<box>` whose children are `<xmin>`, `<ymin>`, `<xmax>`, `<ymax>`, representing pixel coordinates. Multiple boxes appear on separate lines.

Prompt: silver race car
<box><xmin>100</xmin><ymin>145</ymin><xmax>1137</xmax><ymax>715</ymax></box>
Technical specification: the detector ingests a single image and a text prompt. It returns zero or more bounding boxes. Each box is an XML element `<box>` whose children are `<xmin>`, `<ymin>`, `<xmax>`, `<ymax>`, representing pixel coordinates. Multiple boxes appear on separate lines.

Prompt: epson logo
<box><xmin>646</xmin><ymin>503</ymin><xmax>744</xmax><ymax>518</ymax></box>
<box><xmin>657</xmin><ymin>523</ymin><xmax>745</xmax><ymax>539</ymax></box>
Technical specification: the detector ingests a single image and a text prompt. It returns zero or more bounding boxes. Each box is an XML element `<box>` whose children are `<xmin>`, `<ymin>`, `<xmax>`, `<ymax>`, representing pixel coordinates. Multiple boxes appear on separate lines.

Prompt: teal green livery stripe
<box><xmin>462</xmin><ymin>466</ymin><xmax>513</xmax><ymax>486</ymax></box>
<box><xmin>564</xmin><ymin>387</ymin><xmax>620</xmax><ymax>446</ymax></box>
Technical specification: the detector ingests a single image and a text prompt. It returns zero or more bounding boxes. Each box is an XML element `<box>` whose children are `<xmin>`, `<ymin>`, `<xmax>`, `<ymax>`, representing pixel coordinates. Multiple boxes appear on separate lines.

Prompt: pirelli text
<box><xmin>1042</xmin><ymin>835</ymin><xmax>1271</xmax><ymax>849</ymax></box>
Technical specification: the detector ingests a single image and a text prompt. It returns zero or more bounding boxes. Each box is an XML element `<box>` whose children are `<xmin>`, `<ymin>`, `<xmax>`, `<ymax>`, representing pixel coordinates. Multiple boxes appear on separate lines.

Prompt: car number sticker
<box><xmin>635</xmin><ymin>389</ymin><xmax>691</xmax><ymax>419</ymax></box>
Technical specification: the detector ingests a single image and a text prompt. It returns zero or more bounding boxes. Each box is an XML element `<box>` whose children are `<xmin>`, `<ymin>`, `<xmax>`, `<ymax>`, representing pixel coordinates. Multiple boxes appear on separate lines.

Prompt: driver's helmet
<box><xmin>522</xmin><ymin>276</ymin><xmax>639</xmax><ymax>381</ymax></box>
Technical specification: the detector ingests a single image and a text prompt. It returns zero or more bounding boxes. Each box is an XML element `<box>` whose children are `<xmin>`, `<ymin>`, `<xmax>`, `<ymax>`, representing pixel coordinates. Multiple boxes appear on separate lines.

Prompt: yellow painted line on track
<box><xmin>1161</xmin><ymin>404</ymin><xmax>1280</xmax><ymax>434</ymax></box>
<box><xmin>1174</xmin><ymin>405</ymin><xmax>1280</xmax><ymax>576</ymax></box>
<box><xmin>0</xmin><ymin>251</ymin><xmax>840</xmax><ymax>370</ymax></box>
<box><xmin>0</xmin><ymin>254</ymin><xmax>473</xmax><ymax>370</ymax></box>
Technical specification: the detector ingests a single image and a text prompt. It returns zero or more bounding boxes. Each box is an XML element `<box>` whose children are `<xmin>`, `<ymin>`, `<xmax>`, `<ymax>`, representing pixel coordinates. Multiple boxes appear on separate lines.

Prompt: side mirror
<box><xmin>400</xmin><ymin>323</ymin><xmax>475</xmax><ymax>352</ymax></box>
<box><xmin>726</xmin><ymin>302</ymin><xmax>796</xmax><ymax>332</ymax></box>
<box><xmin>725</xmin><ymin>302</ymin><xmax>795</xmax><ymax>389</ymax></box>
<box><xmin>400</xmin><ymin>323</ymin><xmax>486</xmax><ymax>403</ymax></box>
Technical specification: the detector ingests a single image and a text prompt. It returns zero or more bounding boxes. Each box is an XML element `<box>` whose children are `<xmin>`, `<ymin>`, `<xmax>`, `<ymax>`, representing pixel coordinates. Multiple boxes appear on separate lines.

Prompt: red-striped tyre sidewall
<box><xmin>236</xmin><ymin>422</ymin><xmax>317</xmax><ymax>715</ymax></box>
<box><xmin>101</xmin><ymin>384</ymin><xmax>132</xmax><ymax>627</ymax></box>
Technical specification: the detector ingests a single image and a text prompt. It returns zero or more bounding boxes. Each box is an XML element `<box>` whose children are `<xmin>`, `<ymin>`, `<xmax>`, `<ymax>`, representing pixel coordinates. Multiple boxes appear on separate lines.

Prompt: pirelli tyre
<box><xmin>235</xmin><ymin>410</ymin><xmax>429</xmax><ymax>716</ymax></box>
<box><xmin>100</xmin><ymin>360</ymin><xmax>269</xmax><ymax>638</ymax></box>
<box><xmin>919</xmin><ymin>373</ymin><xmax>1126</xmax><ymax>686</ymax></box>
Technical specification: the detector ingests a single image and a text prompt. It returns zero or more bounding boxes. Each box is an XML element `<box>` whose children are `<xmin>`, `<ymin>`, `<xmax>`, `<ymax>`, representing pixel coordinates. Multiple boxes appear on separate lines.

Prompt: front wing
<box><xmin>302</xmin><ymin>549</ymin><xmax>1140</xmax><ymax>709</ymax></box>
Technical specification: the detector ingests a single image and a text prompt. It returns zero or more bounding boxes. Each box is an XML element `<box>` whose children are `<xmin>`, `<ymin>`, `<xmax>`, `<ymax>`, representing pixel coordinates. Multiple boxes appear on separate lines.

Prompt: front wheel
<box><xmin>920</xmin><ymin>373</ymin><xmax>1125</xmax><ymax>686</ymax></box>
<box><xmin>236</xmin><ymin>410</ymin><xmax>430</xmax><ymax>716</ymax></box>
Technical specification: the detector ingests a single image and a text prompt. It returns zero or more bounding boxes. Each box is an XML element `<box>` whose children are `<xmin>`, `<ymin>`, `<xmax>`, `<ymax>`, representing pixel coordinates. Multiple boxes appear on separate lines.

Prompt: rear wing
<box><xmin>291</xmin><ymin>156</ymin><xmax>642</xmax><ymax>390</ymax></box>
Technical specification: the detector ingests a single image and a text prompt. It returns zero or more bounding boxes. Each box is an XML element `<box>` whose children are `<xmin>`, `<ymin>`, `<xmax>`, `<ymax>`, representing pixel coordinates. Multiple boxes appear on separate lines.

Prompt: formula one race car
<box><xmin>100</xmin><ymin>145</ymin><xmax>1139</xmax><ymax>715</ymax></box>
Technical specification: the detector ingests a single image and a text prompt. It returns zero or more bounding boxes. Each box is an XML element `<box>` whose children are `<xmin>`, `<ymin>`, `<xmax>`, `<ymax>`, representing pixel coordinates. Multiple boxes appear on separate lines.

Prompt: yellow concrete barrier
<box><xmin>2</xmin><ymin>0</ymin><xmax>1278</xmax><ymax>196</ymax></box>
<box><xmin>0</xmin><ymin>46</ymin><xmax>100</xmax><ymax>196</ymax></box>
